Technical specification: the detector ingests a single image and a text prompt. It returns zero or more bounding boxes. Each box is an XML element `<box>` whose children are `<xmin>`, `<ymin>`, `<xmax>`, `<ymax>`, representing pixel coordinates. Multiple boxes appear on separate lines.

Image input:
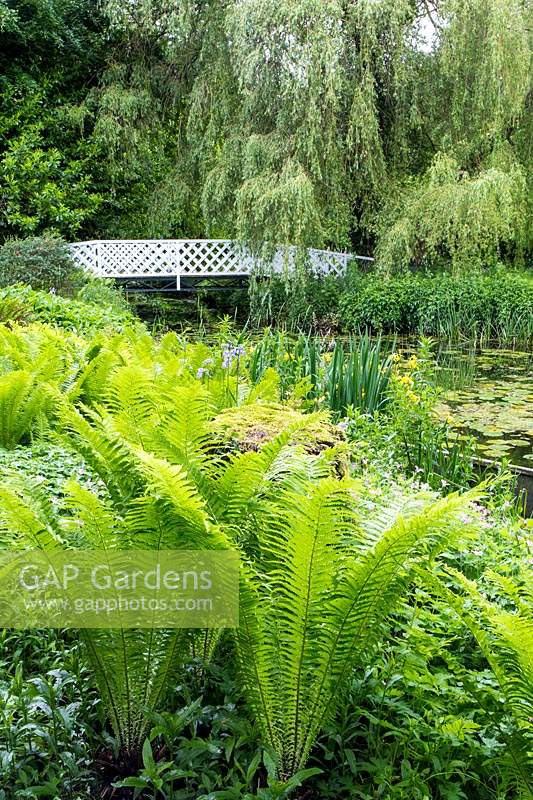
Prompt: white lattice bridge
<box><xmin>68</xmin><ymin>239</ymin><xmax>372</xmax><ymax>291</ymax></box>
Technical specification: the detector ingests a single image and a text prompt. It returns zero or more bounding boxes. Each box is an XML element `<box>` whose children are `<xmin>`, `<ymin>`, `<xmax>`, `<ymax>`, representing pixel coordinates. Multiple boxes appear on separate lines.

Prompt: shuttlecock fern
<box><xmin>0</xmin><ymin>443</ymin><xmax>229</xmax><ymax>756</ymax></box>
<box><xmin>235</xmin><ymin>472</ymin><xmax>479</xmax><ymax>779</ymax></box>
<box><xmin>0</xmin><ymin>370</ymin><xmax>55</xmax><ymax>449</ymax></box>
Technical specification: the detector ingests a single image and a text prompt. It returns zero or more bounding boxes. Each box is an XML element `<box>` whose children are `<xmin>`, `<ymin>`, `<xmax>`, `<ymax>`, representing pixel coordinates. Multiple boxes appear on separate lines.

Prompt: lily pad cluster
<box><xmin>436</xmin><ymin>348</ymin><xmax>533</xmax><ymax>465</ymax></box>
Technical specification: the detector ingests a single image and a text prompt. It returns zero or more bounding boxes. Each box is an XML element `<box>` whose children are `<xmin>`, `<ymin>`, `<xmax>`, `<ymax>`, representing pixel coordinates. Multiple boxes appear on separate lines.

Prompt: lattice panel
<box><xmin>68</xmin><ymin>239</ymin><xmax>360</xmax><ymax>284</ymax></box>
<box><xmin>69</xmin><ymin>242</ymin><xmax>100</xmax><ymax>273</ymax></box>
<box><xmin>102</xmin><ymin>241</ymin><xmax>179</xmax><ymax>277</ymax></box>
<box><xmin>308</xmin><ymin>248</ymin><xmax>350</xmax><ymax>276</ymax></box>
<box><xmin>178</xmin><ymin>240</ymin><xmax>249</xmax><ymax>275</ymax></box>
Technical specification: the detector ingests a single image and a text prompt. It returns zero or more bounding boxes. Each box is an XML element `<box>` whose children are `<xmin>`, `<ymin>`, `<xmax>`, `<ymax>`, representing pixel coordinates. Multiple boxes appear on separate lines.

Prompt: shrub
<box><xmin>338</xmin><ymin>268</ymin><xmax>533</xmax><ymax>342</ymax></box>
<box><xmin>0</xmin><ymin>237</ymin><xmax>83</xmax><ymax>293</ymax></box>
<box><xmin>0</xmin><ymin>284</ymin><xmax>137</xmax><ymax>332</ymax></box>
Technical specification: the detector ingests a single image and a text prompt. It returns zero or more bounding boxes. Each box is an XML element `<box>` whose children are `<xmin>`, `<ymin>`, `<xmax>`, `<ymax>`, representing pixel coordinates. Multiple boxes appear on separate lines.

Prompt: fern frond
<box><xmin>0</xmin><ymin>480</ymin><xmax>63</xmax><ymax>549</ymax></box>
<box><xmin>209</xmin><ymin>416</ymin><xmax>334</xmax><ymax>526</ymax></box>
<box><xmin>236</xmin><ymin>564</ymin><xmax>282</xmax><ymax>757</ymax></box>
<box><xmin>0</xmin><ymin>370</ymin><xmax>53</xmax><ymax>449</ymax></box>
<box><xmin>101</xmin><ymin>363</ymin><xmax>160</xmax><ymax>447</ymax></box>
<box><xmin>425</xmin><ymin>568</ymin><xmax>533</xmax><ymax>724</ymax></box>
<box><xmin>423</xmin><ymin>567</ymin><xmax>533</xmax><ymax>797</ymax></box>
<box><xmin>236</xmin><ymin>486</ymin><xmax>476</xmax><ymax>778</ymax></box>
<box><xmin>60</xmin><ymin>405</ymin><xmax>143</xmax><ymax>507</ymax></box>
<box><xmin>65</xmin><ymin>341</ymin><xmax>121</xmax><ymax>405</ymax></box>
<box><xmin>62</xmin><ymin>480</ymin><xmax>121</xmax><ymax>550</ymax></box>
<box><xmin>81</xmin><ymin>627</ymin><xmax>191</xmax><ymax>753</ymax></box>
<box><xmin>134</xmin><ymin>450</ymin><xmax>209</xmax><ymax>538</ymax></box>
<box><xmin>146</xmin><ymin>384</ymin><xmax>213</xmax><ymax>469</ymax></box>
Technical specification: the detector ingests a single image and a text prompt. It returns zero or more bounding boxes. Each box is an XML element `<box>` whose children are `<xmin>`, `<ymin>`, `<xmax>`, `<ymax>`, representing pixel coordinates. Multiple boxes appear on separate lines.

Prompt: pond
<box><xmin>431</xmin><ymin>344</ymin><xmax>533</xmax><ymax>468</ymax></box>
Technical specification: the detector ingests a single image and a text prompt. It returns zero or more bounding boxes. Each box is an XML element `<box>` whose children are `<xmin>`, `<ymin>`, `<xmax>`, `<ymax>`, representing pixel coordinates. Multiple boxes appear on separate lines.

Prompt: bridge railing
<box><xmin>68</xmin><ymin>239</ymin><xmax>373</xmax><ymax>289</ymax></box>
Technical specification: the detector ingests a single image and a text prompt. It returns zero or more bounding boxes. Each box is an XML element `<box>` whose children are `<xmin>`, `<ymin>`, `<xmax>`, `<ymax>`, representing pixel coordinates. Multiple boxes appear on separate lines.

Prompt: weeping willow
<box><xmin>376</xmin><ymin>150</ymin><xmax>528</xmax><ymax>271</ymax></box>
<box><xmin>96</xmin><ymin>0</ymin><xmax>531</xmax><ymax>266</ymax></box>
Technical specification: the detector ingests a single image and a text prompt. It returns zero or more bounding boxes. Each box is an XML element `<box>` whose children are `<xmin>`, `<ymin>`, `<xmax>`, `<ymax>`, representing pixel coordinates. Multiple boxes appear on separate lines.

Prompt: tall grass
<box><xmin>431</xmin><ymin>303</ymin><xmax>533</xmax><ymax>346</ymax></box>
<box><xmin>402</xmin><ymin>423</ymin><xmax>476</xmax><ymax>491</ymax></box>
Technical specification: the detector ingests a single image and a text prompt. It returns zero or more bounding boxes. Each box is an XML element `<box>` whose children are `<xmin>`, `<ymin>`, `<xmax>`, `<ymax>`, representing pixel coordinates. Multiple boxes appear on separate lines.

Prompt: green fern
<box><xmin>424</xmin><ymin>568</ymin><xmax>533</xmax><ymax>798</ymax></box>
<box><xmin>0</xmin><ymin>324</ymin><xmax>495</xmax><ymax>781</ymax></box>
<box><xmin>235</xmin><ymin>474</ymin><xmax>479</xmax><ymax>779</ymax></box>
<box><xmin>0</xmin><ymin>370</ymin><xmax>54</xmax><ymax>449</ymax></box>
<box><xmin>0</xmin><ymin>443</ymin><xmax>228</xmax><ymax>756</ymax></box>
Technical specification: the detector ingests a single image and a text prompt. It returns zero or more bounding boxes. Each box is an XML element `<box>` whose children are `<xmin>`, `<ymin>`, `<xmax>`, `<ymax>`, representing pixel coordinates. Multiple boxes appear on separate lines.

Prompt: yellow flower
<box><xmin>283</xmin><ymin>352</ymin><xmax>290</xmax><ymax>361</ymax></box>
<box><xmin>406</xmin><ymin>355</ymin><xmax>418</xmax><ymax>369</ymax></box>
<box><xmin>398</xmin><ymin>374</ymin><xmax>414</xmax><ymax>387</ymax></box>
<box><xmin>392</xmin><ymin>353</ymin><xmax>401</xmax><ymax>363</ymax></box>
<box><xmin>407</xmin><ymin>392</ymin><xmax>420</xmax><ymax>404</ymax></box>
<box><xmin>323</xmin><ymin>352</ymin><xmax>332</xmax><ymax>363</ymax></box>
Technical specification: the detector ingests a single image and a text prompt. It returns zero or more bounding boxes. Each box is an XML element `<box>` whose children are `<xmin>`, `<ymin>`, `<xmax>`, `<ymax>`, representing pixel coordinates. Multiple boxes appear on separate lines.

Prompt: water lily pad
<box><xmin>436</xmin><ymin>344</ymin><xmax>533</xmax><ymax>465</ymax></box>
<box><xmin>479</xmin><ymin>443</ymin><xmax>513</xmax><ymax>457</ymax></box>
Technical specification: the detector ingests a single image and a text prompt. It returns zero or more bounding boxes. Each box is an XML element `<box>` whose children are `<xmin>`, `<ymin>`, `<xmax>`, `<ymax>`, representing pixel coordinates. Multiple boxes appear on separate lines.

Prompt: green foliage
<box><xmin>0</xmin><ymin>454</ymin><xmax>216</xmax><ymax>754</ymax></box>
<box><xmin>0</xmin><ymin>237</ymin><xmax>82</xmax><ymax>292</ymax></box>
<box><xmin>210</xmin><ymin>403</ymin><xmax>342</xmax><ymax>455</ymax></box>
<box><xmin>0</xmin><ymin>0</ymin><xmax>107</xmax><ymax>240</ymax></box>
<box><xmin>0</xmin><ymin>633</ymin><xmax>101</xmax><ymax>799</ymax></box>
<box><xmin>0</xmin><ymin>284</ymin><xmax>137</xmax><ymax>332</ymax></box>
<box><xmin>386</xmin><ymin>346</ymin><xmax>477</xmax><ymax>491</ymax></box>
<box><xmin>324</xmin><ymin>335</ymin><xmax>392</xmax><ymax>416</ymax></box>
<box><xmin>0</xmin><ymin>316</ymin><xmax>529</xmax><ymax>799</ymax></box>
<box><xmin>376</xmin><ymin>153</ymin><xmax>528</xmax><ymax>271</ymax></box>
<box><xmin>0</xmin><ymin>292</ymin><xmax>31</xmax><ymax>326</ymax></box>
<box><xmin>248</xmin><ymin>330</ymin><xmax>393</xmax><ymax>416</ymax></box>
<box><xmin>1</xmin><ymin>0</ymin><xmax>530</xmax><ymax>266</ymax></box>
<box><xmin>425</xmin><ymin>568</ymin><xmax>533</xmax><ymax>797</ymax></box>
<box><xmin>338</xmin><ymin>268</ymin><xmax>533</xmax><ymax>343</ymax></box>
<box><xmin>0</xmin><ymin>443</ymin><xmax>104</xmax><ymax>548</ymax></box>
<box><xmin>0</xmin><ymin>324</ymin><xmax>352</xmax><ymax>758</ymax></box>
<box><xmin>0</xmin><ymin>370</ymin><xmax>54</xmax><ymax>449</ymax></box>
<box><xmin>250</xmin><ymin>274</ymin><xmax>342</xmax><ymax>331</ymax></box>
<box><xmin>0</xmin><ymin>322</ymin><xmax>85</xmax><ymax>448</ymax></box>
<box><xmin>0</xmin><ymin>124</ymin><xmax>103</xmax><ymax>239</ymax></box>
<box><xmin>236</xmin><ymin>479</ymin><xmax>479</xmax><ymax>779</ymax></box>
<box><xmin>438</xmin><ymin>0</ymin><xmax>530</xmax><ymax>154</ymax></box>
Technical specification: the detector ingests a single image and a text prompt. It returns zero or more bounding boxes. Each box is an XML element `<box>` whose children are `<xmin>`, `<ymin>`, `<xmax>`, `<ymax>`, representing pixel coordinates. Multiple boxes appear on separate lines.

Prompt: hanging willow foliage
<box><xmin>96</xmin><ymin>0</ymin><xmax>531</xmax><ymax>266</ymax></box>
<box><xmin>376</xmin><ymin>150</ymin><xmax>528</xmax><ymax>271</ymax></box>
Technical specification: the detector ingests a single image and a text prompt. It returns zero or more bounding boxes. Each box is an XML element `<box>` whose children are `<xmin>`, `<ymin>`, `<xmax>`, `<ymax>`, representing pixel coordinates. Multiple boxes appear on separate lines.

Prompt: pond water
<box><xmin>431</xmin><ymin>344</ymin><xmax>533</xmax><ymax>467</ymax></box>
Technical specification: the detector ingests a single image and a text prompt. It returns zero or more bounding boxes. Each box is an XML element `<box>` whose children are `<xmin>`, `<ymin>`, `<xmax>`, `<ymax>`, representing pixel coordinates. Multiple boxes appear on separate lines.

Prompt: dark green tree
<box><xmin>0</xmin><ymin>0</ymin><xmax>108</xmax><ymax>239</ymax></box>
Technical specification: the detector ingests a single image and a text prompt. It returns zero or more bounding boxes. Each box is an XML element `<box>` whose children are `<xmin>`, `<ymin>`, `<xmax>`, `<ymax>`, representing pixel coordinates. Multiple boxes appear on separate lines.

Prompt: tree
<box><xmin>0</xmin><ymin>0</ymin><xmax>531</xmax><ymax>267</ymax></box>
<box><xmin>97</xmin><ymin>0</ymin><xmax>531</xmax><ymax>266</ymax></box>
<box><xmin>0</xmin><ymin>0</ymin><xmax>108</xmax><ymax>239</ymax></box>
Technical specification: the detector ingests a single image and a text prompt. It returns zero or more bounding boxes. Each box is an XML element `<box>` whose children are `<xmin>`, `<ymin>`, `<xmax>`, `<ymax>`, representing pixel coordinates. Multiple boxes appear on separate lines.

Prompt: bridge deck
<box><xmin>68</xmin><ymin>239</ymin><xmax>373</xmax><ymax>291</ymax></box>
